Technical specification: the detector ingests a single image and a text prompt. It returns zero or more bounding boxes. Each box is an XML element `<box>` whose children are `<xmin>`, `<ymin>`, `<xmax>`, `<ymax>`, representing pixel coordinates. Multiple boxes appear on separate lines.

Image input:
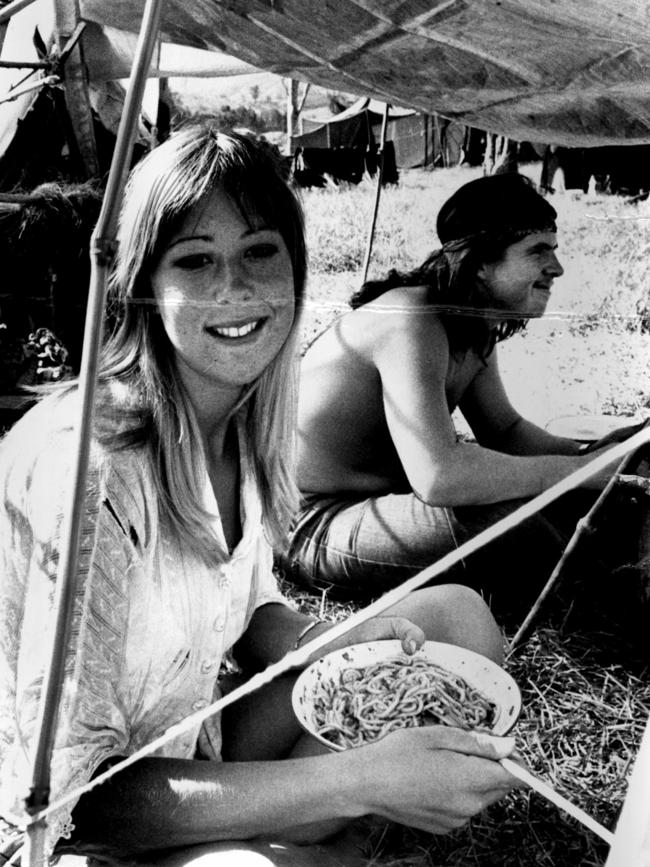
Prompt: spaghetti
<box><xmin>311</xmin><ymin>654</ymin><xmax>497</xmax><ymax>749</ymax></box>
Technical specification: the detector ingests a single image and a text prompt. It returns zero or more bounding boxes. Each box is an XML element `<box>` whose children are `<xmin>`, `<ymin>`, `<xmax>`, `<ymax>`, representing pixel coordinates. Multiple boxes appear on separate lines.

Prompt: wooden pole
<box><xmin>285</xmin><ymin>77</ymin><xmax>297</xmax><ymax>156</ymax></box>
<box><xmin>52</xmin><ymin>0</ymin><xmax>99</xmax><ymax>178</ymax></box>
<box><xmin>22</xmin><ymin>1</ymin><xmax>164</xmax><ymax>864</ymax></box>
<box><xmin>360</xmin><ymin>102</ymin><xmax>390</xmax><ymax>286</ymax></box>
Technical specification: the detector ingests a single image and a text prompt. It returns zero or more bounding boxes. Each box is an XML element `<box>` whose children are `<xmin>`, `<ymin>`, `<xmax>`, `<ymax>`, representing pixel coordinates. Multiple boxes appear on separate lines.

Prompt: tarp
<box><xmin>81</xmin><ymin>22</ymin><xmax>260</xmax><ymax>81</ymax></box>
<box><xmin>76</xmin><ymin>0</ymin><xmax>650</xmax><ymax>147</ymax></box>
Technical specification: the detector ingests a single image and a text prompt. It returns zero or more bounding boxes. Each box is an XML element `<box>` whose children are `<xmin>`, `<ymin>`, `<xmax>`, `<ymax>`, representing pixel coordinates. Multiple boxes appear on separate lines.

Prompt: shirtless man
<box><xmin>280</xmin><ymin>173</ymin><xmax>621</xmax><ymax>609</ymax></box>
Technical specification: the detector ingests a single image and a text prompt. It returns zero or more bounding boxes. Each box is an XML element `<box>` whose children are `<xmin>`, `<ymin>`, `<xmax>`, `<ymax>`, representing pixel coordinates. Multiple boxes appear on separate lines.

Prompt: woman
<box><xmin>0</xmin><ymin>126</ymin><xmax>517</xmax><ymax>866</ymax></box>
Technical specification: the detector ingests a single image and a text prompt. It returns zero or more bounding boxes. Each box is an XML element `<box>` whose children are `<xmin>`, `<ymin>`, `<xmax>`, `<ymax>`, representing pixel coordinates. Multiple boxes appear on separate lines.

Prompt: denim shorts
<box><xmin>278</xmin><ymin>490</ymin><xmax>582</xmax><ymax>607</ymax></box>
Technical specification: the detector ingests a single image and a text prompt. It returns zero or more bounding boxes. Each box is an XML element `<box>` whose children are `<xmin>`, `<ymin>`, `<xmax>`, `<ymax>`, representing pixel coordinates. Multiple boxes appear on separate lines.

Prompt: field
<box><xmin>288</xmin><ymin>164</ymin><xmax>650</xmax><ymax>867</ymax></box>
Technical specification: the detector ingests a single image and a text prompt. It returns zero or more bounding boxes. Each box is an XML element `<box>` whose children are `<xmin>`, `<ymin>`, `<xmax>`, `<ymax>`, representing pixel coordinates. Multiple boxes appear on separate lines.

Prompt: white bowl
<box><xmin>292</xmin><ymin>640</ymin><xmax>521</xmax><ymax>751</ymax></box>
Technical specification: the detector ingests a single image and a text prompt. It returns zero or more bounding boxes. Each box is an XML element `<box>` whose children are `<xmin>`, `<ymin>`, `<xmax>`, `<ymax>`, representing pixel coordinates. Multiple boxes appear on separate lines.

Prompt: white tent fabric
<box><xmin>0</xmin><ymin>0</ymin><xmax>53</xmax><ymax>163</ymax></box>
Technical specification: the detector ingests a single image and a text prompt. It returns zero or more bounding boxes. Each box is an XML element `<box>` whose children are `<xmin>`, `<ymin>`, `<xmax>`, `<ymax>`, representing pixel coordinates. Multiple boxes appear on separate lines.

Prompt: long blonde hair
<box><xmin>98</xmin><ymin>124</ymin><xmax>307</xmax><ymax>564</ymax></box>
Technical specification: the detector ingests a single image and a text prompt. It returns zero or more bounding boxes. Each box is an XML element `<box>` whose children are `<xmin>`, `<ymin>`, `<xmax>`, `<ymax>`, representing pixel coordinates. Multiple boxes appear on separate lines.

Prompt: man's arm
<box><xmin>374</xmin><ymin>304</ymin><xmax>613</xmax><ymax>506</ymax></box>
<box><xmin>459</xmin><ymin>350</ymin><xmax>583</xmax><ymax>456</ymax></box>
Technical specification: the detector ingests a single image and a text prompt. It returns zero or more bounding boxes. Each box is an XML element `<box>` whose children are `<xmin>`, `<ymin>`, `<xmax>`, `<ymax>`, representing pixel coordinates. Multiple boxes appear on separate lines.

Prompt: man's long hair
<box><xmin>350</xmin><ymin>232</ymin><xmax>533</xmax><ymax>357</ymax></box>
<box><xmin>351</xmin><ymin>174</ymin><xmax>557</xmax><ymax>358</ymax></box>
<box><xmin>97</xmin><ymin>124</ymin><xmax>307</xmax><ymax>564</ymax></box>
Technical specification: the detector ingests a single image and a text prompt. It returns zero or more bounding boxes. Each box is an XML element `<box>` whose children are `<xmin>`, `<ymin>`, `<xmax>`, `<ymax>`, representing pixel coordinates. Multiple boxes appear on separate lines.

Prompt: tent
<box><xmin>296</xmin><ymin>97</ymin><xmax>436</xmax><ymax>168</ymax></box>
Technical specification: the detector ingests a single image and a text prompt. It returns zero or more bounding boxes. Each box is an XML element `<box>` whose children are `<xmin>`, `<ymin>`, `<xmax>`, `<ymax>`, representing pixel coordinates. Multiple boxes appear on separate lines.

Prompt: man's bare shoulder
<box><xmin>310</xmin><ymin>286</ymin><xmax>446</xmax><ymax>350</ymax></box>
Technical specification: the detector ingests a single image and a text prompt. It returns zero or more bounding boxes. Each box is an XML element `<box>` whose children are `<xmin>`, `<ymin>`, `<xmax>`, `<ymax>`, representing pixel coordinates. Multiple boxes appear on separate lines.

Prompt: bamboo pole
<box><xmin>360</xmin><ymin>102</ymin><xmax>390</xmax><ymax>286</ymax></box>
<box><xmin>22</xmin><ymin>1</ymin><xmax>164</xmax><ymax>864</ymax></box>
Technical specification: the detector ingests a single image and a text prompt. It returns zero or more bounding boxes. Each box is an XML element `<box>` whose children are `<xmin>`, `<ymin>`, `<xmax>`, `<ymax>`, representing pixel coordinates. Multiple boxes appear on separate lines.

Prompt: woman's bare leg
<box><xmin>382</xmin><ymin>584</ymin><xmax>505</xmax><ymax>663</ymax></box>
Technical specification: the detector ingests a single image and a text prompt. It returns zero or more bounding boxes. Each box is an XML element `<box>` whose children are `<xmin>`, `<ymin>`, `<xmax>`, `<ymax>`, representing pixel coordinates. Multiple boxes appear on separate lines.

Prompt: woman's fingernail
<box><xmin>406</xmin><ymin>639</ymin><xmax>417</xmax><ymax>654</ymax></box>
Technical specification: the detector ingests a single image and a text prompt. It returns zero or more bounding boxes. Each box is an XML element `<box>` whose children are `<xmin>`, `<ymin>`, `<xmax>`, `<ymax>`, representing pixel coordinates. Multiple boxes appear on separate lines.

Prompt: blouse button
<box><xmin>213</xmin><ymin>615</ymin><xmax>226</xmax><ymax>632</ymax></box>
<box><xmin>200</xmin><ymin>659</ymin><xmax>215</xmax><ymax>675</ymax></box>
<box><xmin>193</xmin><ymin>698</ymin><xmax>208</xmax><ymax>711</ymax></box>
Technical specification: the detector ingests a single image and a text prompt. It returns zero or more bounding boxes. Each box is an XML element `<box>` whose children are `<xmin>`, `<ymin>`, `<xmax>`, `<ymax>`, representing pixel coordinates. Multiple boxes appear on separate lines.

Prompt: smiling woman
<box><xmin>150</xmin><ymin>189</ymin><xmax>296</xmax><ymax>402</ymax></box>
<box><xmin>0</xmin><ymin>124</ymin><xmax>520</xmax><ymax>866</ymax></box>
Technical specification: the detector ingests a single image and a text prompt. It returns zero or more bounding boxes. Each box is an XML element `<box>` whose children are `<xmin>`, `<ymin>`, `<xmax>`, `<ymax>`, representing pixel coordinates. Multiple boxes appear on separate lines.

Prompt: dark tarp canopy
<box><xmin>78</xmin><ymin>0</ymin><xmax>650</xmax><ymax>148</ymax></box>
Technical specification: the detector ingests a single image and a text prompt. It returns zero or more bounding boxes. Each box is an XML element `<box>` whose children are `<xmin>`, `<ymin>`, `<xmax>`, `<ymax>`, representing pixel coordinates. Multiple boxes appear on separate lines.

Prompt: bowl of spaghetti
<box><xmin>292</xmin><ymin>640</ymin><xmax>521</xmax><ymax>751</ymax></box>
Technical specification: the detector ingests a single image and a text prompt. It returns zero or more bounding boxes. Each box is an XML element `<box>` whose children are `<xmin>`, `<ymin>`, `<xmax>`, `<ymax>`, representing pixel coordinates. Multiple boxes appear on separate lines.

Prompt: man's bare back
<box><xmin>298</xmin><ymin>286</ymin><xmax>487</xmax><ymax>495</ymax></box>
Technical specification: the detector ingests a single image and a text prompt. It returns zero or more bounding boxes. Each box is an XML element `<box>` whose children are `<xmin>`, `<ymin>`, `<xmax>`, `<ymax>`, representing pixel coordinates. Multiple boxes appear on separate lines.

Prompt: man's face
<box><xmin>477</xmin><ymin>231</ymin><xmax>563</xmax><ymax>318</ymax></box>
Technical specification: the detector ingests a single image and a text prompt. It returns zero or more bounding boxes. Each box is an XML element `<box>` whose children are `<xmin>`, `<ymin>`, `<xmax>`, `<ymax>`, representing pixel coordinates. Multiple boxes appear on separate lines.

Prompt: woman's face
<box><xmin>150</xmin><ymin>188</ymin><xmax>295</xmax><ymax>400</ymax></box>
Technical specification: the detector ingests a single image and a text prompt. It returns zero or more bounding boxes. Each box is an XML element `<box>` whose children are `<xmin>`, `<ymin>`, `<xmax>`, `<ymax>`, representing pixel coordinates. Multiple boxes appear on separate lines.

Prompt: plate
<box><xmin>292</xmin><ymin>640</ymin><xmax>522</xmax><ymax>751</ymax></box>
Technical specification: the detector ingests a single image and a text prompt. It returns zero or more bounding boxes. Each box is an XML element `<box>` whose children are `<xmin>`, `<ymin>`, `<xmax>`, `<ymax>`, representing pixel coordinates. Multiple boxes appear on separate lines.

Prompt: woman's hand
<box><xmin>320</xmin><ymin>614</ymin><xmax>425</xmax><ymax>657</ymax></box>
<box><xmin>346</xmin><ymin>725</ymin><xmax>520</xmax><ymax>834</ymax></box>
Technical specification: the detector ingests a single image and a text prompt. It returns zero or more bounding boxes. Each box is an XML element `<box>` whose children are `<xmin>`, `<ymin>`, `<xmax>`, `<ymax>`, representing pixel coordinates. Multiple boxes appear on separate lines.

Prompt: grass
<box><xmin>287</xmin><ymin>164</ymin><xmax>650</xmax><ymax>866</ymax></box>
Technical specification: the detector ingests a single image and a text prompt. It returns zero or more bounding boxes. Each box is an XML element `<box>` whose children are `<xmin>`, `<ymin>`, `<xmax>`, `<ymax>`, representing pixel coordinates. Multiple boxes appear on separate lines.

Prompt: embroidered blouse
<box><xmin>0</xmin><ymin>392</ymin><xmax>287</xmax><ymax>857</ymax></box>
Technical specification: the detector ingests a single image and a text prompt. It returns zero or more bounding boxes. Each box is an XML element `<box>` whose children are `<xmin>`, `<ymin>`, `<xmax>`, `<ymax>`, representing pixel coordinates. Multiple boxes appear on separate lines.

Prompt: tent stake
<box><xmin>360</xmin><ymin>101</ymin><xmax>390</xmax><ymax>286</ymax></box>
<box><xmin>22</xmin><ymin>0</ymin><xmax>164</xmax><ymax>864</ymax></box>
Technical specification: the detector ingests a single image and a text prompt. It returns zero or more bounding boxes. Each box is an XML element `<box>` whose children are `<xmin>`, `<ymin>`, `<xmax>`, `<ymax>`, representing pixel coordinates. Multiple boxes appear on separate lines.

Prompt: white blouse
<box><xmin>0</xmin><ymin>392</ymin><xmax>287</xmax><ymax>856</ymax></box>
